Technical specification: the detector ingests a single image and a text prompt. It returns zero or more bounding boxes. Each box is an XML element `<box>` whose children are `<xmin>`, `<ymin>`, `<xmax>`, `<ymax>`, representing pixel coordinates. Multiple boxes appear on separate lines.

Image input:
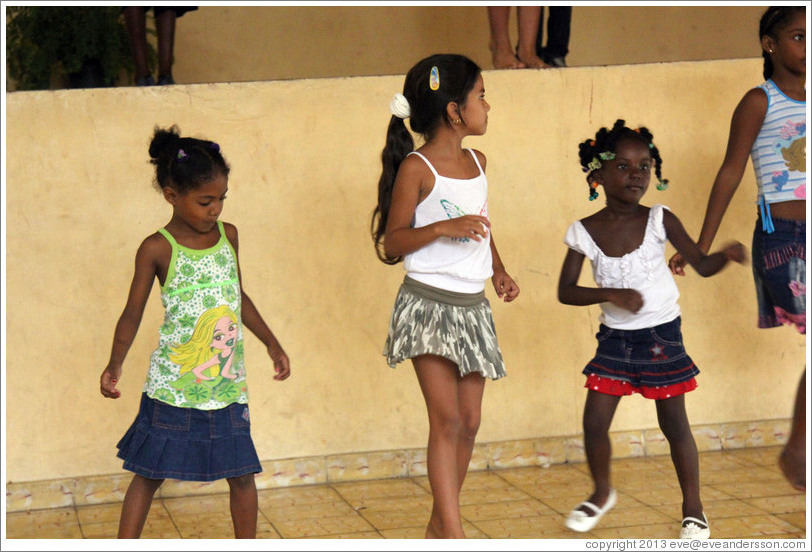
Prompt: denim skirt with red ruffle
<box><xmin>583</xmin><ymin>316</ymin><xmax>699</xmax><ymax>400</ymax></box>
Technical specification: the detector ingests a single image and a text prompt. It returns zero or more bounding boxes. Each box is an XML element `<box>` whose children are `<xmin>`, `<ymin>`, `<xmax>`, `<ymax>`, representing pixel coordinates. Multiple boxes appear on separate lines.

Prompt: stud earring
<box><xmin>452</xmin><ymin>118</ymin><xmax>462</xmax><ymax>125</ymax></box>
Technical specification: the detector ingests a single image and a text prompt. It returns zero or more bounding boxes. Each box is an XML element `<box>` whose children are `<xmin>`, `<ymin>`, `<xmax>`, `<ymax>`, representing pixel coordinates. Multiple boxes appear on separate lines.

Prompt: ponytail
<box><xmin>371</xmin><ymin>116</ymin><xmax>414</xmax><ymax>264</ymax></box>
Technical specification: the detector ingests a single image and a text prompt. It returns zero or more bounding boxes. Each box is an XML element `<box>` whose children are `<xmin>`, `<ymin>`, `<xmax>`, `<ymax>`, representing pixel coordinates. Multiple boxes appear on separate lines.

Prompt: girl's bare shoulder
<box><xmin>398</xmin><ymin>151</ymin><xmax>433</xmax><ymax>177</ymax></box>
<box><xmin>221</xmin><ymin>221</ymin><xmax>238</xmax><ymax>239</ymax></box>
<box><xmin>470</xmin><ymin>148</ymin><xmax>487</xmax><ymax>170</ymax></box>
<box><xmin>395</xmin><ymin>152</ymin><xmax>435</xmax><ymax>197</ymax></box>
<box><xmin>132</xmin><ymin>231</ymin><xmax>172</xmax><ymax>274</ymax></box>
<box><xmin>140</xmin><ymin>230</ymin><xmax>172</xmax><ymax>256</ymax></box>
<box><xmin>736</xmin><ymin>86</ymin><xmax>769</xmax><ymax>116</ymax></box>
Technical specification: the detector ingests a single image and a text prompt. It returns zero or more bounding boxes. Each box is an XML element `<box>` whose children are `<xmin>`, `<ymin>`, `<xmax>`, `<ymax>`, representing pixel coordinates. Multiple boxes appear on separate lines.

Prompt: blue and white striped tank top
<box><xmin>752</xmin><ymin>79</ymin><xmax>806</xmax><ymax>205</ymax></box>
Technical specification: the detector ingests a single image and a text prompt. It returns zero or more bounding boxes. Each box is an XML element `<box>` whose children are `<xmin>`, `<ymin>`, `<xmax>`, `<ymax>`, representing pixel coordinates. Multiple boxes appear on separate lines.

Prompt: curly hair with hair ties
<box><xmin>577</xmin><ymin>119</ymin><xmax>668</xmax><ymax>201</ymax></box>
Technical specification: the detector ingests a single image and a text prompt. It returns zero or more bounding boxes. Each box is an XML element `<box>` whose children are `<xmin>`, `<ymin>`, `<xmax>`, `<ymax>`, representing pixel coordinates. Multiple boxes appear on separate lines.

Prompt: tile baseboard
<box><xmin>6</xmin><ymin>419</ymin><xmax>790</xmax><ymax>512</ymax></box>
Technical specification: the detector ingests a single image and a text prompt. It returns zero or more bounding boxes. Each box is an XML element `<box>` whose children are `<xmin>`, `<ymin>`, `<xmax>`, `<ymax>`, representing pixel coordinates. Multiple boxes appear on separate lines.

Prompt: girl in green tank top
<box><xmin>99</xmin><ymin>126</ymin><xmax>291</xmax><ymax>538</ymax></box>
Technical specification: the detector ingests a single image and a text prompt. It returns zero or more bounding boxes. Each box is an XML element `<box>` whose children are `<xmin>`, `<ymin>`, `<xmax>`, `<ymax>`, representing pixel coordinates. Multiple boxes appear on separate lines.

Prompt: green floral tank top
<box><xmin>145</xmin><ymin>221</ymin><xmax>247</xmax><ymax>410</ymax></box>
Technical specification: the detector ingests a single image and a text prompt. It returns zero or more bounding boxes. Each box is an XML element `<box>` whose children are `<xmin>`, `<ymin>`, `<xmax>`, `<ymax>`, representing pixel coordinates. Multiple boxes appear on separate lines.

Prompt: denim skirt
<box><xmin>583</xmin><ymin>316</ymin><xmax>699</xmax><ymax>399</ymax></box>
<box><xmin>752</xmin><ymin>216</ymin><xmax>806</xmax><ymax>334</ymax></box>
<box><xmin>116</xmin><ymin>393</ymin><xmax>262</xmax><ymax>481</ymax></box>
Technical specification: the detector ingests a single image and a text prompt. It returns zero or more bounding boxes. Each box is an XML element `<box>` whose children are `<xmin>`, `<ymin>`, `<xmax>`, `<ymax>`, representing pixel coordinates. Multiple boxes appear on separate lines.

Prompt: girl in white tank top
<box><xmin>371</xmin><ymin>54</ymin><xmax>520</xmax><ymax>538</ymax></box>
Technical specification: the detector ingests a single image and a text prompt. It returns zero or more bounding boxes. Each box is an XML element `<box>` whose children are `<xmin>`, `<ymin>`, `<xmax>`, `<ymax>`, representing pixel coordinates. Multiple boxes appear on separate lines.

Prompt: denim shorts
<box><xmin>116</xmin><ymin>393</ymin><xmax>261</xmax><ymax>482</ymax></box>
<box><xmin>752</xmin><ymin>216</ymin><xmax>806</xmax><ymax>334</ymax></box>
<box><xmin>583</xmin><ymin>316</ymin><xmax>699</xmax><ymax>399</ymax></box>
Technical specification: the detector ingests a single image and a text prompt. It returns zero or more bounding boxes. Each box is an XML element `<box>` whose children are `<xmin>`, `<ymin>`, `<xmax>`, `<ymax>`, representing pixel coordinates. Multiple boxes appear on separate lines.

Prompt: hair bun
<box><xmin>148</xmin><ymin>125</ymin><xmax>182</xmax><ymax>159</ymax></box>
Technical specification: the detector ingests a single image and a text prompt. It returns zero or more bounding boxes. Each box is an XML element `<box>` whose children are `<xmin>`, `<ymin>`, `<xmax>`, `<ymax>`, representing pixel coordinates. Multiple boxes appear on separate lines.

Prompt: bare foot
<box><xmin>779</xmin><ymin>448</ymin><xmax>806</xmax><ymax>492</ymax></box>
<box><xmin>425</xmin><ymin>522</ymin><xmax>438</xmax><ymax>539</ymax></box>
<box><xmin>425</xmin><ymin>520</ymin><xmax>465</xmax><ymax>538</ymax></box>
<box><xmin>490</xmin><ymin>40</ymin><xmax>525</xmax><ymax>69</ymax></box>
<box><xmin>516</xmin><ymin>47</ymin><xmax>551</xmax><ymax>69</ymax></box>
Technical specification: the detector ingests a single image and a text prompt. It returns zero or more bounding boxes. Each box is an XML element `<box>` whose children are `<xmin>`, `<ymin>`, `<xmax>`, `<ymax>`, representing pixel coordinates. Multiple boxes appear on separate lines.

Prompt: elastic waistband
<box><xmin>406</xmin><ymin>271</ymin><xmax>486</xmax><ymax>293</ymax></box>
<box><xmin>402</xmin><ymin>276</ymin><xmax>486</xmax><ymax>307</ymax></box>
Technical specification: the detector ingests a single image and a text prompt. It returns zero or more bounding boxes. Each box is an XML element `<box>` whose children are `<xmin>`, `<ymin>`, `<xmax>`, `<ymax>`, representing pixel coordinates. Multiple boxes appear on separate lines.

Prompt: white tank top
<box><xmin>403</xmin><ymin>149</ymin><xmax>493</xmax><ymax>293</ymax></box>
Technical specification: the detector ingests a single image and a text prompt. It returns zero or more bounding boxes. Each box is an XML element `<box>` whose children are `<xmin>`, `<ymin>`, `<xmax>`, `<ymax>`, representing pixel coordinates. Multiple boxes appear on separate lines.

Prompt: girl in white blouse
<box><xmin>557</xmin><ymin>119</ymin><xmax>746</xmax><ymax>539</ymax></box>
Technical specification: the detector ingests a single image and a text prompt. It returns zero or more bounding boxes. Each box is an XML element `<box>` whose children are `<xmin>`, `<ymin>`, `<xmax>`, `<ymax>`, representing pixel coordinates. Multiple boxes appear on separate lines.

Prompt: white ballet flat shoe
<box><xmin>680</xmin><ymin>513</ymin><xmax>710</xmax><ymax>539</ymax></box>
<box><xmin>565</xmin><ymin>489</ymin><xmax>617</xmax><ymax>532</ymax></box>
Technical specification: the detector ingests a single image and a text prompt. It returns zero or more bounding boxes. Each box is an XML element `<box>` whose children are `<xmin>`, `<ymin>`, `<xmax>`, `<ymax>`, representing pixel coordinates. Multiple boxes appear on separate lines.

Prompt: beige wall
<box><xmin>5</xmin><ymin>57</ymin><xmax>805</xmax><ymax>484</ymax></box>
<box><xmin>170</xmin><ymin>5</ymin><xmax>768</xmax><ymax>83</ymax></box>
<box><xmin>5</xmin><ymin>5</ymin><xmax>769</xmax><ymax>90</ymax></box>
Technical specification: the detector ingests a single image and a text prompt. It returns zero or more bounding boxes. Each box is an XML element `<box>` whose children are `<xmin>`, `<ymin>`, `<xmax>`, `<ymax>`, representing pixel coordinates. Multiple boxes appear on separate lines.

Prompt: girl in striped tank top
<box><xmin>668</xmin><ymin>6</ymin><xmax>806</xmax><ymax>494</ymax></box>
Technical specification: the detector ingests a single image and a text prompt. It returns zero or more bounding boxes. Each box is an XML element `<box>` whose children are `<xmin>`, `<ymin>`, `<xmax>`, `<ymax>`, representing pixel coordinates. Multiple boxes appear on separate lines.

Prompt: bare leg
<box><xmin>487</xmin><ymin>7</ymin><xmax>524</xmax><ymax>69</ymax></box>
<box><xmin>227</xmin><ymin>473</ymin><xmax>258</xmax><ymax>538</ymax></box>
<box><xmin>656</xmin><ymin>395</ymin><xmax>704</xmax><ymax>523</ymax></box>
<box><xmin>516</xmin><ymin>6</ymin><xmax>550</xmax><ymax>68</ymax></box>
<box><xmin>779</xmin><ymin>370</ymin><xmax>806</xmax><ymax>492</ymax></box>
<box><xmin>423</xmin><ymin>370</ymin><xmax>486</xmax><ymax>539</ymax></box>
<box><xmin>123</xmin><ymin>7</ymin><xmax>150</xmax><ymax>82</ymax></box>
<box><xmin>155</xmin><ymin>8</ymin><xmax>177</xmax><ymax>82</ymax></box>
<box><xmin>455</xmin><ymin>371</ymin><xmax>486</xmax><ymax>486</ymax></box>
<box><xmin>117</xmin><ymin>474</ymin><xmax>164</xmax><ymax>538</ymax></box>
<box><xmin>414</xmin><ymin>355</ymin><xmax>484</xmax><ymax>538</ymax></box>
<box><xmin>578</xmin><ymin>390</ymin><xmax>621</xmax><ymax>515</ymax></box>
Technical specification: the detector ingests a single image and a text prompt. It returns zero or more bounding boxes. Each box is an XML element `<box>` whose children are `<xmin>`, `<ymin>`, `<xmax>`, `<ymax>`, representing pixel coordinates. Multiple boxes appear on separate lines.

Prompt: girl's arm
<box><xmin>225</xmin><ymin>223</ymin><xmax>291</xmax><ymax>381</ymax></box>
<box><xmin>663</xmin><ymin>210</ymin><xmax>747</xmax><ymax>277</ymax></box>
<box><xmin>100</xmin><ymin>234</ymin><xmax>165</xmax><ymax>398</ymax></box>
<box><xmin>669</xmin><ymin>88</ymin><xmax>766</xmax><ymax>275</ymax></box>
<box><xmin>383</xmin><ymin>155</ymin><xmax>491</xmax><ymax>259</ymax></box>
<box><xmin>490</xmin><ymin>234</ymin><xmax>519</xmax><ymax>302</ymax></box>
<box><xmin>557</xmin><ymin>248</ymin><xmax>643</xmax><ymax>313</ymax></box>
<box><xmin>476</xmin><ymin>149</ymin><xmax>518</xmax><ymax>302</ymax></box>
<box><xmin>191</xmin><ymin>357</ymin><xmax>219</xmax><ymax>380</ymax></box>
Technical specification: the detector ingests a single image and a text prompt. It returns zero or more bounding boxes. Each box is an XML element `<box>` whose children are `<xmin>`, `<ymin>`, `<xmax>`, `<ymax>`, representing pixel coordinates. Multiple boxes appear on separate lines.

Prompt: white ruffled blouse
<box><xmin>563</xmin><ymin>204</ymin><xmax>681</xmax><ymax>330</ymax></box>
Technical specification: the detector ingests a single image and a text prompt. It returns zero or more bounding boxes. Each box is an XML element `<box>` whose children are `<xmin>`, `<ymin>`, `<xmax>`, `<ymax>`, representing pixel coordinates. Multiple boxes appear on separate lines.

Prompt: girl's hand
<box><xmin>100</xmin><ymin>365</ymin><xmax>122</xmax><ymax>399</ymax></box>
<box><xmin>191</xmin><ymin>366</ymin><xmax>214</xmax><ymax>381</ymax></box>
<box><xmin>438</xmin><ymin>215</ymin><xmax>491</xmax><ymax>241</ymax></box>
<box><xmin>492</xmin><ymin>269</ymin><xmax>520</xmax><ymax>302</ymax></box>
<box><xmin>723</xmin><ymin>241</ymin><xmax>748</xmax><ymax>264</ymax></box>
<box><xmin>269</xmin><ymin>345</ymin><xmax>291</xmax><ymax>381</ymax></box>
<box><xmin>608</xmin><ymin>288</ymin><xmax>644</xmax><ymax>313</ymax></box>
<box><xmin>670</xmin><ymin>242</ymin><xmax>747</xmax><ymax>276</ymax></box>
<box><xmin>668</xmin><ymin>252</ymin><xmax>687</xmax><ymax>276</ymax></box>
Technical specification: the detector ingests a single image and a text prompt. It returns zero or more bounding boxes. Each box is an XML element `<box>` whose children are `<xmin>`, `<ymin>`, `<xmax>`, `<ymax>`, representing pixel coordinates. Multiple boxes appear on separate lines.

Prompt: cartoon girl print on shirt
<box><xmin>169</xmin><ymin>305</ymin><xmax>245</xmax><ymax>405</ymax></box>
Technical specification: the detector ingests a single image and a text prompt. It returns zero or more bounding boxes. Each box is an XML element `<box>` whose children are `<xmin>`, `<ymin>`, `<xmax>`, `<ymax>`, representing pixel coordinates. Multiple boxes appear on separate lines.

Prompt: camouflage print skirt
<box><xmin>383</xmin><ymin>276</ymin><xmax>506</xmax><ymax>380</ymax></box>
